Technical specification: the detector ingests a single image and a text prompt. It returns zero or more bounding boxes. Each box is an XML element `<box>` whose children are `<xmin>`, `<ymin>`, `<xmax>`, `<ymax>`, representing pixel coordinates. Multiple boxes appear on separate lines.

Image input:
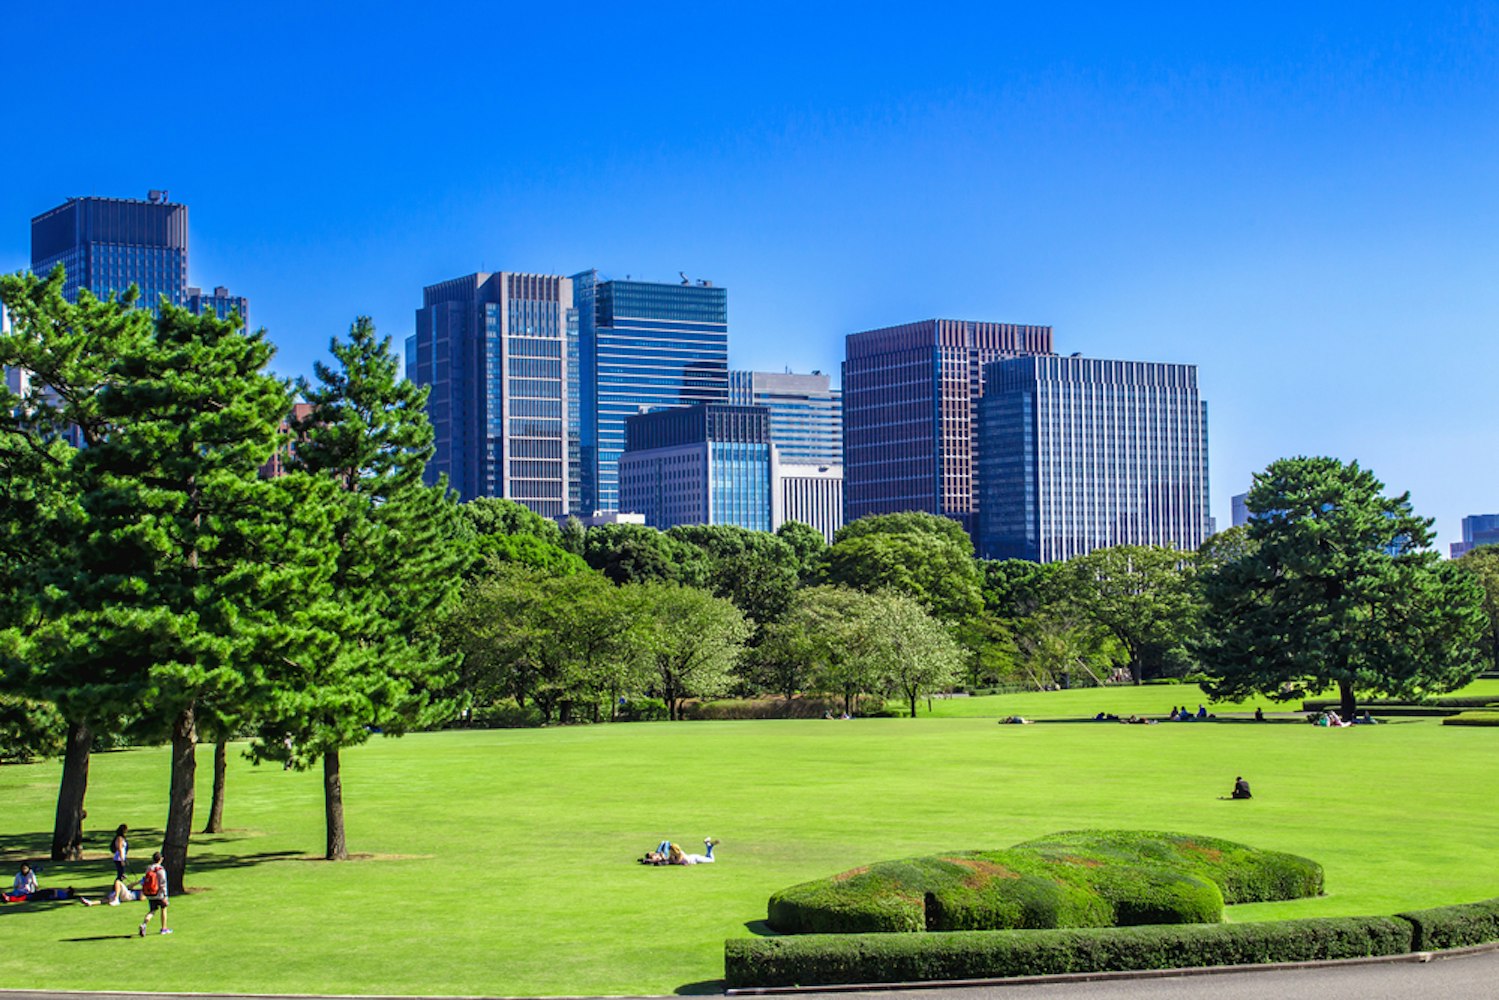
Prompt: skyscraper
<box><xmin>729</xmin><ymin>370</ymin><xmax>845</xmax><ymax>539</ymax></box>
<box><xmin>1450</xmin><ymin>514</ymin><xmax>1499</xmax><ymax>558</ymax></box>
<box><xmin>618</xmin><ymin>404</ymin><xmax>772</xmax><ymax>531</ymax></box>
<box><xmin>572</xmin><ymin>271</ymin><xmax>728</xmax><ymax>513</ymax></box>
<box><xmin>407</xmin><ymin>272</ymin><xmax>575</xmax><ymax>514</ymax></box>
<box><xmin>842</xmin><ymin>319</ymin><xmax>1052</xmax><ymax>532</ymax></box>
<box><xmin>976</xmin><ymin>355</ymin><xmax>1211</xmax><ymax>562</ymax></box>
<box><xmin>728</xmin><ymin>370</ymin><xmax>842</xmax><ymax>466</ymax></box>
<box><xmin>29</xmin><ymin>192</ymin><xmax>248</xmax><ymax>326</ymax></box>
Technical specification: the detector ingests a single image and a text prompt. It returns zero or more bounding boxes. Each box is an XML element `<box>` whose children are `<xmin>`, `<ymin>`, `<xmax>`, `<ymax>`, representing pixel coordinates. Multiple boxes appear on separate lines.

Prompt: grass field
<box><xmin>2</xmin><ymin>684</ymin><xmax>1497</xmax><ymax>996</ymax></box>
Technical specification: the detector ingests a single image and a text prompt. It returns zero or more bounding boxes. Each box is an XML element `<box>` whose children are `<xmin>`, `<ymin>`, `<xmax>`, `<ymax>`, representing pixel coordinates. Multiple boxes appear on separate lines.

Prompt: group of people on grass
<box><xmin>4</xmin><ymin>824</ymin><xmax>172</xmax><ymax>935</ymax></box>
<box><xmin>1309</xmin><ymin>709</ymin><xmax>1379</xmax><ymax>727</ymax></box>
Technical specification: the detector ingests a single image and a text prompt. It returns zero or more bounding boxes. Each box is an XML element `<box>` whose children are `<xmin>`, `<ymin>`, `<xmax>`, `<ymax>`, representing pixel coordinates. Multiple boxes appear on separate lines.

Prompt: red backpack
<box><xmin>141</xmin><ymin>867</ymin><xmax>163</xmax><ymax>897</ymax></box>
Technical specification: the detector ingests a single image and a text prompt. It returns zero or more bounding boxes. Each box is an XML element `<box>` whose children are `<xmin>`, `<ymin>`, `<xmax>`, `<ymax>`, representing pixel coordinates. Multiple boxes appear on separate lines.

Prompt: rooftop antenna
<box><xmin>679</xmin><ymin>271</ymin><xmax>690</xmax><ymax>285</ymax></box>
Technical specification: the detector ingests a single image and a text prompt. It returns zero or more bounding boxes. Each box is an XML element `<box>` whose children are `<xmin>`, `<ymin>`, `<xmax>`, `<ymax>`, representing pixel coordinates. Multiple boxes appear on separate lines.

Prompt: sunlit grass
<box><xmin>1</xmin><ymin>688</ymin><xmax>1496</xmax><ymax>995</ymax></box>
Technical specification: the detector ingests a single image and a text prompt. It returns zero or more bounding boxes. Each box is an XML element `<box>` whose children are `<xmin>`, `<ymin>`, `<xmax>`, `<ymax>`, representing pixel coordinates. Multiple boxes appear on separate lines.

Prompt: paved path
<box><xmin>817</xmin><ymin>948</ymin><xmax>1499</xmax><ymax>1000</ymax></box>
<box><xmin>4</xmin><ymin>950</ymin><xmax>1499</xmax><ymax>1000</ymax></box>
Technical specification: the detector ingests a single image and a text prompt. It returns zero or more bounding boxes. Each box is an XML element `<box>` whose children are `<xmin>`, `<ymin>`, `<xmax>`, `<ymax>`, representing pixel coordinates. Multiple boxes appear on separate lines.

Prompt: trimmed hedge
<box><xmin>1015</xmin><ymin>830</ymin><xmax>1324</xmax><ymax>904</ymax></box>
<box><xmin>725</xmin><ymin>916</ymin><xmax>1414</xmax><ymax>987</ymax></box>
<box><xmin>768</xmin><ymin>831</ymin><xmax>1321</xmax><ymax>935</ymax></box>
<box><xmin>1441</xmin><ymin>711</ymin><xmax>1499</xmax><ymax>727</ymax></box>
<box><xmin>1398</xmin><ymin>898</ymin><xmax>1499</xmax><ymax>950</ymax></box>
<box><xmin>1302</xmin><ymin>694</ymin><xmax>1495</xmax><ymax>711</ymax></box>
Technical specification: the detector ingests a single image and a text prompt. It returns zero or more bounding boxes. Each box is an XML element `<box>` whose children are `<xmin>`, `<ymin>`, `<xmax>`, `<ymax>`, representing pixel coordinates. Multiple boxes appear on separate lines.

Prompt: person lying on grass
<box><xmin>77</xmin><ymin>878</ymin><xmax>144</xmax><ymax>906</ymax></box>
<box><xmin>640</xmin><ymin>838</ymin><xmax>720</xmax><ymax>865</ymax></box>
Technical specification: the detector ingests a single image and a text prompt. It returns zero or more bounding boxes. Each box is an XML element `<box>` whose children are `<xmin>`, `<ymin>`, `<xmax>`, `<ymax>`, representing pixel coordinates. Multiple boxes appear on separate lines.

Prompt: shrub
<box><xmin>1302</xmin><ymin>694</ymin><xmax>1496</xmax><ymax>711</ymax></box>
<box><xmin>1397</xmin><ymin>898</ymin><xmax>1499</xmax><ymax>950</ymax></box>
<box><xmin>1441</xmin><ymin>711</ymin><xmax>1499</xmax><ymax>727</ymax></box>
<box><xmin>771</xmin><ymin>850</ymin><xmax>1227</xmax><ymax>935</ymax></box>
<box><xmin>1014</xmin><ymin>830</ymin><xmax>1323</xmax><ymax>904</ymax></box>
<box><xmin>615</xmin><ymin>697</ymin><xmax>669</xmax><ymax>722</ymax></box>
<box><xmin>468</xmin><ymin>699</ymin><xmax>544</xmax><ymax>728</ymax></box>
<box><xmin>725</xmin><ymin>916</ymin><xmax>1414</xmax><ymax>987</ymax></box>
<box><xmin>686</xmin><ymin>695</ymin><xmax>883</xmax><ymax>721</ymax></box>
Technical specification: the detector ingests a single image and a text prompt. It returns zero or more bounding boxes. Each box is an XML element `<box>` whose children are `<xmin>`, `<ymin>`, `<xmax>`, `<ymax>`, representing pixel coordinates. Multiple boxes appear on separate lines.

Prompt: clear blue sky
<box><xmin>3</xmin><ymin>2</ymin><xmax>1496</xmax><ymax>550</ymax></box>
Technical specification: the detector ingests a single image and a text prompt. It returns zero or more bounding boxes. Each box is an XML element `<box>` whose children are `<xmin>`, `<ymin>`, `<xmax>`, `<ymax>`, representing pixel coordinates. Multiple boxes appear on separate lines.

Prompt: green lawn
<box><xmin>2</xmin><ymin>704</ymin><xmax>1497</xmax><ymax>996</ymax></box>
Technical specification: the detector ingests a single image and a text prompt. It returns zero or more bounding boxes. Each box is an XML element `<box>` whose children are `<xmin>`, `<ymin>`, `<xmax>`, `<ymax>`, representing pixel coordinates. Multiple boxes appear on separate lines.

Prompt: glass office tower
<box><xmin>976</xmin><ymin>355</ymin><xmax>1211</xmax><ymax>562</ymax></box>
<box><xmin>1451</xmin><ymin>514</ymin><xmax>1499</xmax><ymax>558</ymax></box>
<box><xmin>728</xmin><ymin>370</ymin><xmax>842</xmax><ymax>466</ymax></box>
<box><xmin>407</xmin><ymin>272</ymin><xmax>575</xmax><ymax>514</ymax></box>
<box><xmin>572</xmin><ymin>271</ymin><xmax>728</xmax><ymax>513</ymax></box>
<box><xmin>842</xmin><ymin>318</ymin><xmax>1053</xmax><ymax>533</ymax></box>
<box><xmin>30</xmin><ymin>192</ymin><xmax>248</xmax><ymax>327</ymax></box>
<box><xmin>618</xmin><ymin>404</ymin><xmax>772</xmax><ymax>531</ymax></box>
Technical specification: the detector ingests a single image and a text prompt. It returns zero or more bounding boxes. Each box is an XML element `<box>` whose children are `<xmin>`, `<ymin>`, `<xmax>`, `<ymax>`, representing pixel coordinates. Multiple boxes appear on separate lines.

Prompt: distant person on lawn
<box><xmin>641</xmin><ymin>838</ymin><xmax>720</xmax><ymax>865</ymax></box>
<box><xmin>137</xmin><ymin>852</ymin><xmax>171</xmax><ymax>935</ymax></box>
<box><xmin>1231</xmin><ymin>776</ymin><xmax>1253</xmax><ymax>799</ymax></box>
<box><xmin>78</xmin><ymin>878</ymin><xmax>143</xmax><ymax>906</ymax></box>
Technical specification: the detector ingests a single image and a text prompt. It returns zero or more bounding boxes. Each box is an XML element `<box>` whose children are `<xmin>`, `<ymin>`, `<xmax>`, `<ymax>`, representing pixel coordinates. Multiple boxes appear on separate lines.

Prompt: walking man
<box><xmin>137</xmin><ymin>852</ymin><xmax>171</xmax><ymax>936</ymax></box>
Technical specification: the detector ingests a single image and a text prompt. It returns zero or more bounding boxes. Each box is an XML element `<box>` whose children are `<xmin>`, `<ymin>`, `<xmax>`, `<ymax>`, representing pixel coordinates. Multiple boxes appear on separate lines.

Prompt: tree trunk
<box><xmin>51</xmin><ymin>719</ymin><xmax>92</xmax><ymax>861</ymax></box>
<box><xmin>908</xmin><ymin>689</ymin><xmax>918</xmax><ymax>719</ymax></box>
<box><xmin>1338</xmin><ymin>679</ymin><xmax>1357</xmax><ymax>719</ymax></box>
<box><xmin>202</xmin><ymin>739</ymin><xmax>228</xmax><ymax>834</ymax></box>
<box><xmin>162</xmin><ymin>703</ymin><xmax>197</xmax><ymax>894</ymax></box>
<box><xmin>324</xmin><ymin>749</ymin><xmax>348</xmax><ymax>861</ymax></box>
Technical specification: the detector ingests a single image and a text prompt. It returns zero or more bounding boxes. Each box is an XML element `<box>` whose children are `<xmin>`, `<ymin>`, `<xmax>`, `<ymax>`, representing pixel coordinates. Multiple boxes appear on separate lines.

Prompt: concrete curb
<box><xmin>722</xmin><ymin>939</ymin><xmax>1499</xmax><ymax>995</ymax></box>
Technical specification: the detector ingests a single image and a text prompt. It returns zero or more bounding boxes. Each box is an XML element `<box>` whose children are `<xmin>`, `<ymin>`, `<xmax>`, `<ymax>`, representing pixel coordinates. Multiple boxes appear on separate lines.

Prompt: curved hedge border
<box><xmin>726</xmin><ymin>899</ymin><xmax>1499</xmax><ymax>988</ymax></box>
<box><xmin>725</xmin><ymin>916</ymin><xmax>1413</xmax><ymax>987</ymax></box>
<box><xmin>1442</xmin><ymin>711</ymin><xmax>1499</xmax><ymax>727</ymax></box>
<box><xmin>767</xmin><ymin>831</ymin><xmax>1321</xmax><ymax>935</ymax></box>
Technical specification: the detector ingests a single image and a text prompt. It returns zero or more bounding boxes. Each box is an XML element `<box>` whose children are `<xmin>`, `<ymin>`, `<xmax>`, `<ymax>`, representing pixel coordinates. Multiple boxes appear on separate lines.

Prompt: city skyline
<box><xmin>2</xmin><ymin>5</ymin><xmax>1496</xmax><ymax>550</ymax></box>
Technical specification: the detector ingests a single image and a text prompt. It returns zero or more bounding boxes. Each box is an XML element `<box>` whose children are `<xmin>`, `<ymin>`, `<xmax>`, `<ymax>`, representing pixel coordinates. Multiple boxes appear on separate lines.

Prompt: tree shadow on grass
<box><xmin>61</xmin><ymin>933</ymin><xmax>137</xmax><ymax>942</ymax></box>
<box><xmin>674</xmin><ymin>979</ymin><xmax>727</xmax><ymax>994</ymax></box>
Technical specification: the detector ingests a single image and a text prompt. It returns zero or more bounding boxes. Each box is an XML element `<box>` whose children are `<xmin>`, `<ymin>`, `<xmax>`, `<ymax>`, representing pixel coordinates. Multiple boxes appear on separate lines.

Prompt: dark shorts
<box><xmin>115</xmin><ymin>861</ymin><xmax>127</xmax><ymax>879</ymax></box>
<box><xmin>148</xmin><ymin>896</ymin><xmax>168</xmax><ymax>912</ymax></box>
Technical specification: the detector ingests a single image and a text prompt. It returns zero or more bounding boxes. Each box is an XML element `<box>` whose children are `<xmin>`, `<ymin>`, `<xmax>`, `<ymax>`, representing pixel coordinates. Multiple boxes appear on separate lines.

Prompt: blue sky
<box><xmin>2</xmin><ymin>3</ymin><xmax>1496</xmax><ymax>549</ymax></box>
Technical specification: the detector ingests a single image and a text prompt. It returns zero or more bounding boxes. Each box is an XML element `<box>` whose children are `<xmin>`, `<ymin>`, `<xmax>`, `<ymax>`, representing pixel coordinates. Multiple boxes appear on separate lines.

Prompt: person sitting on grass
<box><xmin>1231</xmin><ymin>776</ymin><xmax>1253</xmax><ymax>799</ymax></box>
<box><xmin>3</xmin><ymin>864</ymin><xmax>78</xmax><ymax>903</ymax></box>
<box><xmin>641</xmin><ymin>838</ymin><xmax>720</xmax><ymax>865</ymax></box>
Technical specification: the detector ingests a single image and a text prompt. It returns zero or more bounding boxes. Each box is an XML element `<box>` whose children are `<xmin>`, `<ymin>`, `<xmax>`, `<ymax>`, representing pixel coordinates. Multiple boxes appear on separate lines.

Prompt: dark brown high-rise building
<box><xmin>841</xmin><ymin>318</ymin><xmax>1052</xmax><ymax>532</ymax></box>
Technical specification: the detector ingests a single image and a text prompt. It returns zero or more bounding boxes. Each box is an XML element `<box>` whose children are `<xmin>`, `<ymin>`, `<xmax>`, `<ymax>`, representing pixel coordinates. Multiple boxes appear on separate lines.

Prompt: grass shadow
<box><xmin>61</xmin><ymin>933</ymin><xmax>137</xmax><ymax>942</ymax></box>
<box><xmin>742</xmin><ymin>919</ymin><xmax>782</xmax><ymax>937</ymax></box>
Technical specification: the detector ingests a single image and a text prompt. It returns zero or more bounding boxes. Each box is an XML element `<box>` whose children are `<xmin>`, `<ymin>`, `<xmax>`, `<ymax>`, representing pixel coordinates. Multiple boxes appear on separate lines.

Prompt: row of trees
<box><xmin>0</xmin><ymin>271</ymin><xmax>470</xmax><ymax>888</ymax></box>
<box><xmin>5</xmin><ymin>266</ymin><xmax>1496</xmax><ymax>889</ymax></box>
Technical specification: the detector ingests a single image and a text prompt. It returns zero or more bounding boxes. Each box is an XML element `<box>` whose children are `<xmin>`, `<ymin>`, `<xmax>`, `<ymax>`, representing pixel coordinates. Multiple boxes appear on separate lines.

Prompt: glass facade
<box><xmin>1451</xmin><ymin>513</ymin><xmax>1499</xmax><ymax>558</ymax></box>
<box><xmin>572</xmin><ymin>271</ymin><xmax>728</xmax><ymax>513</ymax></box>
<box><xmin>30</xmin><ymin>195</ymin><xmax>249</xmax><ymax>329</ymax></box>
<box><xmin>409</xmin><ymin>272</ymin><xmax>575</xmax><ymax>514</ymax></box>
<box><xmin>728</xmin><ymin>370</ymin><xmax>842</xmax><ymax>466</ymax></box>
<box><xmin>976</xmin><ymin>355</ymin><xmax>1211</xmax><ymax>562</ymax></box>
<box><xmin>842</xmin><ymin>319</ymin><xmax>1053</xmax><ymax>533</ymax></box>
<box><xmin>619</xmin><ymin>404</ymin><xmax>771</xmax><ymax>531</ymax></box>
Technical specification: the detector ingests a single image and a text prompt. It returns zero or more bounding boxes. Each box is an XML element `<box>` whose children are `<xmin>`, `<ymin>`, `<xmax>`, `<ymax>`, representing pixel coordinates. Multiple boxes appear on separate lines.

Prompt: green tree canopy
<box><xmin>775</xmin><ymin>520</ymin><xmax>829</xmax><ymax>582</ymax></box>
<box><xmin>1456</xmin><ymin>546</ymin><xmax>1499</xmax><ymax>670</ymax></box>
<box><xmin>1064</xmin><ymin>545</ymin><xmax>1199</xmax><ymax>684</ymax></box>
<box><xmin>638</xmin><ymin>583</ymin><xmax>748</xmax><ymax>719</ymax></box>
<box><xmin>1198</xmin><ymin>457</ymin><xmax>1486</xmax><ymax>717</ymax></box>
<box><xmin>582</xmin><ymin>523</ymin><xmax>710</xmax><ymax>587</ymax></box>
<box><xmin>824</xmin><ymin>512</ymin><xmax>983</xmax><ymax>620</ymax></box>
<box><xmin>666</xmin><ymin>524</ymin><xmax>800</xmax><ymax>629</ymax></box>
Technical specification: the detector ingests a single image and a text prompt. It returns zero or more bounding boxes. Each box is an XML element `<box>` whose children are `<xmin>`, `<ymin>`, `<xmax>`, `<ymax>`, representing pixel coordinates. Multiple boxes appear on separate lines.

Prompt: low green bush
<box><xmin>1302</xmin><ymin>694</ymin><xmax>1495</xmax><ymax>711</ymax></box>
<box><xmin>725</xmin><ymin>916</ymin><xmax>1414</xmax><ymax>987</ymax></box>
<box><xmin>1014</xmin><ymin>830</ymin><xmax>1323</xmax><ymax>904</ymax></box>
<box><xmin>1441</xmin><ymin>711</ymin><xmax>1499</xmax><ymax>727</ymax></box>
<box><xmin>468</xmin><ymin>699</ymin><xmax>544</xmax><ymax>728</ymax></box>
<box><xmin>1398</xmin><ymin>898</ymin><xmax>1499</xmax><ymax>950</ymax></box>
<box><xmin>686</xmin><ymin>695</ymin><xmax>883</xmax><ymax>720</ymax></box>
<box><xmin>615</xmin><ymin>697</ymin><xmax>669</xmax><ymax>722</ymax></box>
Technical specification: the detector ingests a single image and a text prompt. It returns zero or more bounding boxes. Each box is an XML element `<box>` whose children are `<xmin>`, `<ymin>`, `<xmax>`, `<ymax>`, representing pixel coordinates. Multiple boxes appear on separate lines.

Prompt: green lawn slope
<box><xmin>1</xmin><ymin>702</ymin><xmax>1496</xmax><ymax>995</ymax></box>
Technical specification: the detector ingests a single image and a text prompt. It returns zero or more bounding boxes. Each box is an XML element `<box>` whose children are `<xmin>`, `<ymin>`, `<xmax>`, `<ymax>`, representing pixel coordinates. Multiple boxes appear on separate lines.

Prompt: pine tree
<box><xmin>0</xmin><ymin>270</ymin><xmax>155</xmax><ymax>860</ymax></box>
<box><xmin>253</xmin><ymin>318</ymin><xmax>470</xmax><ymax>860</ymax></box>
